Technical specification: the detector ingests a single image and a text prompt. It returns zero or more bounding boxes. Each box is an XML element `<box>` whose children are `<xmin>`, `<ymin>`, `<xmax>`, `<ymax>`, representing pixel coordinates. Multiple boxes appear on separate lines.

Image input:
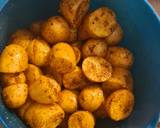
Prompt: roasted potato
<box><xmin>59</xmin><ymin>89</ymin><xmax>78</xmax><ymax>113</ymax></box>
<box><xmin>30</xmin><ymin>21</ymin><xmax>44</xmax><ymax>35</ymax></box>
<box><xmin>63</xmin><ymin>66</ymin><xmax>89</xmax><ymax>90</ymax></box>
<box><xmin>41</xmin><ymin>16</ymin><xmax>70</xmax><ymax>44</ymax></box>
<box><xmin>105</xmin><ymin>24</ymin><xmax>123</xmax><ymax>46</ymax></box>
<box><xmin>49</xmin><ymin>42</ymin><xmax>76</xmax><ymax>74</ymax></box>
<box><xmin>27</xmin><ymin>38</ymin><xmax>51</xmax><ymax>67</ymax></box>
<box><xmin>17</xmin><ymin>98</ymin><xmax>33</xmax><ymax>120</ymax></box>
<box><xmin>25</xmin><ymin>64</ymin><xmax>43</xmax><ymax>84</ymax></box>
<box><xmin>29</xmin><ymin>75</ymin><xmax>61</xmax><ymax>104</ymax></box>
<box><xmin>79</xmin><ymin>7</ymin><xmax>117</xmax><ymax>40</ymax></box>
<box><xmin>10</xmin><ymin>29</ymin><xmax>34</xmax><ymax>50</ymax></box>
<box><xmin>102</xmin><ymin>67</ymin><xmax>133</xmax><ymax>95</ymax></box>
<box><xmin>106</xmin><ymin>46</ymin><xmax>134</xmax><ymax>69</ymax></box>
<box><xmin>1</xmin><ymin>72</ymin><xmax>26</xmax><ymax>87</ymax></box>
<box><xmin>2</xmin><ymin>83</ymin><xmax>28</xmax><ymax>108</ymax></box>
<box><xmin>82</xmin><ymin>56</ymin><xmax>112</xmax><ymax>82</ymax></box>
<box><xmin>0</xmin><ymin>44</ymin><xmax>28</xmax><ymax>73</ymax></box>
<box><xmin>73</xmin><ymin>46</ymin><xmax>81</xmax><ymax>64</ymax></box>
<box><xmin>105</xmin><ymin>89</ymin><xmax>134</xmax><ymax>121</ymax></box>
<box><xmin>24</xmin><ymin>103</ymin><xmax>65</xmax><ymax>128</ymax></box>
<box><xmin>79</xmin><ymin>86</ymin><xmax>104</xmax><ymax>112</ymax></box>
<box><xmin>60</xmin><ymin>0</ymin><xmax>90</xmax><ymax>28</ymax></box>
<box><xmin>82</xmin><ymin>39</ymin><xmax>108</xmax><ymax>59</ymax></box>
<box><xmin>68</xmin><ymin>111</ymin><xmax>95</xmax><ymax>128</ymax></box>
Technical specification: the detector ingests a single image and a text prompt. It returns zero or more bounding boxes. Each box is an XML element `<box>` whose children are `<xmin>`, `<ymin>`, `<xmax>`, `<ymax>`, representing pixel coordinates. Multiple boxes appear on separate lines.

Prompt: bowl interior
<box><xmin>0</xmin><ymin>0</ymin><xmax>160</xmax><ymax>128</ymax></box>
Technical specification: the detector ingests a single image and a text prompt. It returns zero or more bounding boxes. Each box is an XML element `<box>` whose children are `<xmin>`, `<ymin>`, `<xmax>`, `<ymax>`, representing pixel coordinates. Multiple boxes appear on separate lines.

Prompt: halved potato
<box><xmin>29</xmin><ymin>75</ymin><xmax>61</xmax><ymax>104</ymax></box>
<box><xmin>49</xmin><ymin>42</ymin><xmax>76</xmax><ymax>74</ymax></box>
<box><xmin>60</xmin><ymin>0</ymin><xmax>90</xmax><ymax>28</ymax></box>
<box><xmin>102</xmin><ymin>67</ymin><xmax>133</xmax><ymax>95</ymax></box>
<box><xmin>79</xmin><ymin>86</ymin><xmax>104</xmax><ymax>112</ymax></box>
<box><xmin>68</xmin><ymin>111</ymin><xmax>95</xmax><ymax>128</ymax></box>
<box><xmin>25</xmin><ymin>64</ymin><xmax>43</xmax><ymax>84</ymax></box>
<box><xmin>0</xmin><ymin>44</ymin><xmax>28</xmax><ymax>73</ymax></box>
<box><xmin>63</xmin><ymin>66</ymin><xmax>89</xmax><ymax>90</ymax></box>
<box><xmin>105</xmin><ymin>89</ymin><xmax>134</xmax><ymax>121</ymax></box>
<box><xmin>79</xmin><ymin>7</ymin><xmax>117</xmax><ymax>40</ymax></box>
<box><xmin>24</xmin><ymin>103</ymin><xmax>65</xmax><ymax>128</ymax></box>
<box><xmin>82</xmin><ymin>56</ymin><xmax>112</xmax><ymax>82</ymax></box>
<box><xmin>41</xmin><ymin>16</ymin><xmax>70</xmax><ymax>44</ymax></box>
<box><xmin>105</xmin><ymin>24</ymin><xmax>123</xmax><ymax>46</ymax></box>
<box><xmin>2</xmin><ymin>83</ymin><xmax>28</xmax><ymax>108</ymax></box>
<box><xmin>82</xmin><ymin>39</ymin><xmax>108</xmax><ymax>58</ymax></box>
<box><xmin>27</xmin><ymin>38</ymin><xmax>51</xmax><ymax>67</ymax></box>
<box><xmin>1</xmin><ymin>72</ymin><xmax>26</xmax><ymax>87</ymax></box>
<box><xmin>59</xmin><ymin>89</ymin><xmax>78</xmax><ymax>113</ymax></box>
<box><xmin>106</xmin><ymin>46</ymin><xmax>134</xmax><ymax>69</ymax></box>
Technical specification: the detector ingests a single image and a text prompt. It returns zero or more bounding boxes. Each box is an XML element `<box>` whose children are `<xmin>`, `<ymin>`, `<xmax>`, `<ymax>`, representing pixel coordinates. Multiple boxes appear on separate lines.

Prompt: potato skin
<box><xmin>2</xmin><ymin>83</ymin><xmax>28</xmax><ymax>108</ymax></box>
<box><xmin>24</xmin><ymin>103</ymin><xmax>65</xmax><ymax>128</ymax></box>
<box><xmin>10</xmin><ymin>29</ymin><xmax>34</xmax><ymax>50</ymax></box>
<box><xmin>82</xmin><ymin>39</ymin><xmax>108</xmax><ymax>59</ymax></box>
<box><xmin>79</xmin><ymin>7</ymin><xmax>117</xmax><ymax>40</ymax></box>
<box><xmin>41</xmin><ymin>16</ymin><xmax>70</xmax><ymax>44</ymax></box>
<box><xmin>63</xmin><ymin>66</ymin><xmax>89</xmax><ymax>90</ymax></box>
<box><xmin>25</xmin><ymin>64</ymin><xmax>42</xmax><ymax>84</ymax></box>
<box><xmin>1</xmin><ymin>72</ymin><xmax>26</xmax><ymax>87</ymax></box>
<box><xmin>27</xmin><ymin>39</ymin><xmax>51</xmax><ymax>67</ymax></box>
<box><xmin>49</xmin><ymin>42</ymin><xmax>76</xmax><ymax>74</ymax></box>
<box><xmin>105</xmin><ymin>24</ymin><xmax>123</xmax><ymax>46</ymax></box>
<box><xmin>17</xmin><ymin>98</ymin><xmax>33</xmax><ymax>120</ymax></box>
<box><xmin>59</xmin><ymin>89</ymin><xmax>78</xmax><ymax>113</ymax></box>
<box><xmin>106</xmin><ymin>47</ymin><xmax>133</xmax><ymax>69</ymax></box>
<box><xmin>82</xmin><ymin>56</ymin><xmax>112</xmax><ymax>82</ymax></box>
<box><xmin>73</xmin><ymin>46</ymin><xmax>81</xmax><ymax>64</ymax></box>
<box><xmin>79</xmin><ymin>86</ymin><xmax>104</xmax><ymax>112</ymax></box>
<box><xmin>0</xmin><ymin>44</ymin><xmax>28</xmax><ymax>73</ymax></box>
<box><xmin>60</xmin><ymin>0</ymin><xmax>90</xmax><ymax>28</ymax></box>
<box><xmin>29</xmin><ymin>75</ymin><xmax>61</xmax><ymax>104</ymax></box>
<box><xmin>102</xmin><ymin>67</ymin><xmax>133</xmax><ymax>95</ymax></box>
<box><xmin>105</xmin><ymin>89</ymin><xmax>134</xmax><ymax>121</ymax></box>
<box><xmin>68</xmin><ymin>111</ymin><xmax>95</xmax><ymax>128</ymax></box>
<box><xmin>30</xmin><ymin>21</ymin><xmax>44</xmax><ymax>35</ymax></box>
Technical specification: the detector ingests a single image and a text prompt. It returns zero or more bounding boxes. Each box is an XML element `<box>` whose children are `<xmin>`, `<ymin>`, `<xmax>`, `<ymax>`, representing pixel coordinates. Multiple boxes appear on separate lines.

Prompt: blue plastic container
<box><xmin>0</xmin><ymin>0</ymin><xmax>160</xmax><ymax>128</ymax></box>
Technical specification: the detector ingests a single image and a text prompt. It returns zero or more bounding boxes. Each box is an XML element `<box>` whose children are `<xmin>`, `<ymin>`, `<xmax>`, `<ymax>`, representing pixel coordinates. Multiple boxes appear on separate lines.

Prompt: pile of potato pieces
<box><xmin>0</xmin><ymin>0</ymin><xmax>135</xmax><ymax>128</ymax></box>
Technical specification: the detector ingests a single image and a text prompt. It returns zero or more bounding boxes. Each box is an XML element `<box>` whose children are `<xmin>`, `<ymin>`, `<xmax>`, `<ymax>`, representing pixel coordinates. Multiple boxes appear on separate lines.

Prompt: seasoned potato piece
<box><xmin>105</xmin><ymin>24</ymin><xmax>123</xmax><ymax>46</ymax></box>
<box><xmin>0</xmin><ymin>44</ymin><xmax>28</xmax><ymax>73</ymax></box>
<box><xmin>73</xmin><ymin>46</ymin><xmax>81</xmax><ymax>64</ymax></box>
<box><xmin>30</xmin><ymin>21</ymin><xmax>44</xmax><ymax>35</ymax></box>
<box><xmin>27</xmin><ymin>39</ymin><xmax>51</xmax><ymax>67</ymax></box>
<box><xmin>24</xmin><ymin>103</ymin><xmax>65</xmax><ymax>128</ymax></box>
<box><xmin>60</xmin><ymin>0</ymin><xmax>90</xmax><ymax>28</ymax></box>
<box><xmin>25</xmin><ymin>64</ymin><xmax>42</xmax><ymax>84</ymax></box>
<box><xmin>49</xmin><ymin>42</ymin><xmax>76</xmax><ymax>74</ymax></box>
<box><xmin>79</xmin><ymin>7</ymin><xmax>117</xmax><ymax>40</ymax></box>
<box><xmin>41</xmin><ymin>16</ymin><xmax>70</xmax><ymax>44</ymax></box>
<box><xmin>11</xmin><ymin>29</ymin><xmax>34</xmax><ymax>40</ymax></box>
<box><xmin>82</xmin><ymin>39</ymin><xmax>108</xmax><ymax>58</ymax></box>
<box><xmin>2</xmin><ymin>83</ymin><xmax>28</xmax><ymax>108</ymax></box>
<box><xmin>79</xmin><ymin>86</ymin><xmax>104</xmax><ymax>112</ymax></box>
<box><xmin>10</xmin><ymin>29</ymin><xmax>34</xmax><ymax>50</ymax></box>
<box><xmin>17</xmin><ymin>98</ymin><xmax>33</xmax><ymax>120</ymax></box>
<box><xmin>102</xmin><ymin>68</ymin><xmax>133</xmax><ymax>95</ymax></box>
<box><xmin>68</xmin><ymin>111</ymin><xmax>95</xmax><ymax>128</ymax></box>
<box><xmin>1</xmin><ymin>72</ymin><xmax>26</xmax><ymax>87</ymax></box>
<box><xmin>82</xmin><ymin>57</ymin><xmax>112</xmax><ymax>82</ymax></box>
<box><xmin>106</xmin><ymin>47</ymin><xmax>133</xmax><ymax>69</ymax></box>
<box><xmin>29</xmin><ymin>75</ymin><xmax>61</xmax><ymax>104</ymax></box>
<box><xmin>59</xmin><ymin>89</ymin><xmax>78</xmax><ymax>113</ymax></box>
<box><xmin>105</xmin><ymin>89</ymin><xmax>134</xmax><ymax>121</ymax></box>
<box><xmin>63</xmin><ymin>66</ymin><xmax>89</xmax><ymax>90</ymax></box>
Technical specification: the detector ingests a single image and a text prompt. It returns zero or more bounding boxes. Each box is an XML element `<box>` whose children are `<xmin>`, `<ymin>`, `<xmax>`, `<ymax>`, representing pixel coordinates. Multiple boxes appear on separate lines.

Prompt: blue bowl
<box><xmin>0</xmin><ymin>0</ymin><xmax>160</xmax><ymax>128</ymax></box>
